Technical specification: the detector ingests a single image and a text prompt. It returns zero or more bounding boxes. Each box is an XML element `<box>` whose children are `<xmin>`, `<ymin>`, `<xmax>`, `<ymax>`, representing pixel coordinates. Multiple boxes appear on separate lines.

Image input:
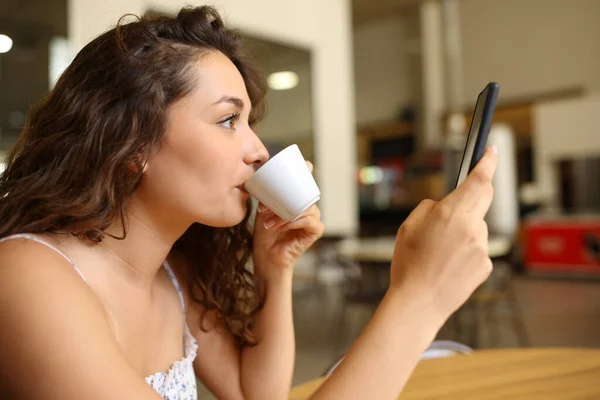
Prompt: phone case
<box><xmin>468</xmin><ymin>82</ymin><xmax>499</xmax><ymax>172</ymax></box>
<box><xmin>455</xmin><ymin>82</ymin><xmax>500</xmax><ymax>187</ymax></box>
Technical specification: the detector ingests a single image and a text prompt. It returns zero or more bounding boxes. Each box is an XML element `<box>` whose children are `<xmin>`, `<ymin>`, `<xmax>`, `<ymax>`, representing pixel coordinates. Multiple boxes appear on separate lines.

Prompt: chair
<box><xmin>458</xmin><ymin>247</ymin><xmax>530</xmax><ymax>348</ymax></box>
<box><xmin>326</xmin><ymin>238</ymin><xmax>391</xmax><ymax>357</ymax></box>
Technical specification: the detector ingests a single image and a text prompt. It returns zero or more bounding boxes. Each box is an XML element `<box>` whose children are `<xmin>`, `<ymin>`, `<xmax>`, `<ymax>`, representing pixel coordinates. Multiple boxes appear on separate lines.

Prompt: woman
<box><xmin>0</xmin><ymin>6</ymin><xmax>497</xmax><ymax>400</ymax></box>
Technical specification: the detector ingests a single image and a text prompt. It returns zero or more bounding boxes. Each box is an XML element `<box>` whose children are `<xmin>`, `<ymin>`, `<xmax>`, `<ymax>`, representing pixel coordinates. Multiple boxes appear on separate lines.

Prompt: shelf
<box><xmin>357</xmin><ymin>121</ymin><xmax>414</xmax><ymax>139</ymax></box>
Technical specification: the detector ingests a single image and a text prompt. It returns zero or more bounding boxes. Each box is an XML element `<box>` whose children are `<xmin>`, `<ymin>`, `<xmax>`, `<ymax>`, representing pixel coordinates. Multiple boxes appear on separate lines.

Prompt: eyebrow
<box><xmin>213</xmin><ymin>96</ymin><xmax>245</xmax><ymax>109</ymax></box>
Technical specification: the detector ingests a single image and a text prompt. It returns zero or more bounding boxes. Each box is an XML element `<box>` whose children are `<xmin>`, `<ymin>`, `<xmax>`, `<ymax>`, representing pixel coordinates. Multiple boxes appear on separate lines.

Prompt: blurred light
<box><xmin>0</xmin><ymin>163</ymin><xmax>5</xmax><ymax>174</ymax></box>
<box><xmin>8</xmin><ymin>111</ymin><xmax>25</xmax><ymax>128</ymax></box>
<box><xmin>0</xmin><ymin>34</ymin><xmax>13</xmax><ymax>53</ymax></box>
<box><xmin>267</xmin><ymin>71</ymin><xmax>299</xmax><ymax>90</ymax></box>
<box><xmin>447</xmin><ymin>112</ymin><xmax>466</xmax><ymax>135</ymax></box>
<box><xmin>358</xmin><ymin>166</ymin><xmax>384</xmax><ymax>185</ymax></box>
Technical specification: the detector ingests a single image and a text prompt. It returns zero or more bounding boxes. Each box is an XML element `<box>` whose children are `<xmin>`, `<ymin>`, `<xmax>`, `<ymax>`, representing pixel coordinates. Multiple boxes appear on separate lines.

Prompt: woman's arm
<box><xmin>191</xmin><ymin>164</ymin><xmax>321</xmax><ymax>399</ymax></box>
<box><xmin>0</xmin><ymin>241</ymin><xmax>162</xmax><ymax>400</ymax></box>
<box><xmin>308</xmin><ymin>288</ymin><xmax>443</xmax><ymax>399</ymax></box>
<box><xmin>240</xmin><ymin>267</ymin><xmax>295</xmax><ymax>398</ymax></box>
<box><xmin>308</xmin><ymin>147</ymin><xmax>498</xmax><ymax>399</ymax></box>
<box><xmin>193</xmin><ymin>148</ymin><xmax>496</xmax><ymax>400</ymax></box>
<box><xmin>188</xmin><ymin>268</ymin><xmax>294</xmax><ymax>400</ymax></box>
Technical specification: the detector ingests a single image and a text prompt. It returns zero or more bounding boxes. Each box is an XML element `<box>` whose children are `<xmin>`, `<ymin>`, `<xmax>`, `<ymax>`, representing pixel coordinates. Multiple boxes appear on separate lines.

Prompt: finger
<box><xmin>479</xmin><ymin>222</ymin><xmax>493</xmax><ymax>276</ymax></box>
<box><xmin>398</xmin><ymin>199</ymin><xmax>436</xmax><ymax>237</ymax></box>
<box><xmin>263</xmin><ymin>214</ymin><xmax>285</xmax><ymax>230</ymax></box>
<box><xmin>300</xmin><ymin>204</ymin><xmax>321</xmax><ymax>220</ymax></box>
<box><xmin>443</xmin><ymin>146</ymin><xmax>498</xmax><ymax>211</ymax></box>
<box><xmin>404</xmin><ymin>199</ymin><xmax>437</xmax><ymax>226</ymax></box>
<box><xmin>278</xmin><ymin>213</ymin><xmax>324</xmax><ymax>236</ymax></box>
<box><xmin>306</xmin><ymin>160</ymin><xmax>314</xmax><ymax>173</ymax></box>
<box><xmin>257</xmin><ymin>203</ymin><xmax>269</xmax><ymax>213</ymax></box>
<box><xmin>256</xmin><ymin>209</ymin><xmax>276</xmax><ymax>223</ymax></box>
<box><xmin>265</xmin><ymin>205</ymin><xmax>321</xmax><ymax>231</ymax></box>
<box><xmin>469</xmin><ymin>180</ymin><xmax>495</xmax><ymax>220</ymax></box>
<box><xmin>479</xmin><ymin>221</ymin><xmax>489</xmax><ymax>247</ymax></box>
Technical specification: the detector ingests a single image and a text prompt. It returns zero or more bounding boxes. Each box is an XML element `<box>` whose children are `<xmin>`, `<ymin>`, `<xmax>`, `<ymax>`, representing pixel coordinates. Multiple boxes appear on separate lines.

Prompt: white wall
<box><xmin>353</xmin><ymin>12</ymin><xmax>420</xmax><ymax>126</ymax></box>
<box><xmin>255</xmin><ymin>10</ymin><xmax>422</xmax><ymax>133</ymax></box>
<box><xmin>459</xmin><ymin>0</ymin><xmax>600</xmax><ymax>104</ymax></box>
<box><xmin>351</xmin><ymin>0</ymin><xmax>600</xmax><ymax>119</ymax></box>
<box><xmin>460</xmin><ymin>0</ymin><xmax>600</xmax><ymax>207</ymax></box>
<box><xmin>533</xmin><ymin>95</ymin><xmax>600</xmax><ymax>208</ymax></box>
<box><xmin>68</xmin><ymin>0</ymin><xmax>357</xmax><ymax>235</ymax></box>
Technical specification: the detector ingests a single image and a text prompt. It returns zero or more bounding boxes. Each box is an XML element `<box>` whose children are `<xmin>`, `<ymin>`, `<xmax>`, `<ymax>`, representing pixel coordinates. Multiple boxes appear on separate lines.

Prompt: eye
<box><xmin>218</xmin><ymin>113</ymin><xmax>240</xmax><ymax>130</ymax></box>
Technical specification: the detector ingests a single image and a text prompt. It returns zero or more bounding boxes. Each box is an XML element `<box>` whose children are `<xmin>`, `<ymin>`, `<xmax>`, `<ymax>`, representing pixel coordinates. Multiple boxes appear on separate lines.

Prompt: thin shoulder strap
<box><xmin>162</xmin><ymin>260</ymin><xmax>186</xmax><ymax>313</ymax></box>
<box><xmin>0</xmin><ymin>233</ymin><xmax>89</xmax><ymax>285</ymax></box>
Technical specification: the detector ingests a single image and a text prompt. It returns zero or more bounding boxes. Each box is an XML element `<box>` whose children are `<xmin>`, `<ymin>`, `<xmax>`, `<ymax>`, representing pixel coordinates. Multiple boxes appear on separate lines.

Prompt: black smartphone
<box><xmin>455</xmin><ymin>82</ymin><xmax>500</xmax><ymax>187</ymax></box>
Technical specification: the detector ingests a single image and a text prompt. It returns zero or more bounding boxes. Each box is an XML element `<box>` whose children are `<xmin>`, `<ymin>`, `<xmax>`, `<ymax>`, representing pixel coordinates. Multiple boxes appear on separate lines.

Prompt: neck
<box><xmin>100</xmin><ymin>195</ymin><xmax>191</xmax><ymax>285</ymax></box>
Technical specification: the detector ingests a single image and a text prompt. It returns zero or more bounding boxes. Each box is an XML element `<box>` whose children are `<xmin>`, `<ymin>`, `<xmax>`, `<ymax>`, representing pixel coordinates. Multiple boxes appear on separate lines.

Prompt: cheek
<box><xmin>157</xmin><ymin>133</ymin><xmax>239</xmax><ymax>198</ymax></box>
<box><xmin>138</xmin><ymin>142</ymin><xmax>248</xmax><ymax>226</ymax></box>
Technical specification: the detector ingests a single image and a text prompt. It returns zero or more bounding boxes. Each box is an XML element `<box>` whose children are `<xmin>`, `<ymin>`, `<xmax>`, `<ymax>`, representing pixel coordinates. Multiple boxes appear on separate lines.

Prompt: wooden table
<box><xmin>289</xmin><ymin>348</ymin><xmax>600</xmax><ymax>399</ymax></box>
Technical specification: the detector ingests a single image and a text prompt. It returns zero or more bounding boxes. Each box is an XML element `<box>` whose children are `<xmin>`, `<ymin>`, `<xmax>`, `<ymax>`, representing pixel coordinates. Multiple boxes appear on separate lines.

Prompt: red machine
<box><xmin>524</xmin><ymin>214</ymin><xmax>600</xmax><ymax>276</ymax></box>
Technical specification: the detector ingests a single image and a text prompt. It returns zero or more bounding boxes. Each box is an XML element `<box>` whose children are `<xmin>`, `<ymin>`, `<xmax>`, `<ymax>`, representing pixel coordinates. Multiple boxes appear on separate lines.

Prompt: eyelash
<box><xmin>218</xmin><ymin>112</ymin><xmax>241</xmax><ymax>130</ymax></box>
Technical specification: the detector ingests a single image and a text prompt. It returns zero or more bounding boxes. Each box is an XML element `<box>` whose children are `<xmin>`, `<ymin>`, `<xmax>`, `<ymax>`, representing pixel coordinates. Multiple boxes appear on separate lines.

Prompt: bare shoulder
<box><xmin>0</xmin><ymin>236</ymin><xmax>85</xmax><ymax>284</ymax></box>
<box><xmin>0</xmin><ymin>238</ymin><xmax>161</xmax><ymax>400</ymax></box>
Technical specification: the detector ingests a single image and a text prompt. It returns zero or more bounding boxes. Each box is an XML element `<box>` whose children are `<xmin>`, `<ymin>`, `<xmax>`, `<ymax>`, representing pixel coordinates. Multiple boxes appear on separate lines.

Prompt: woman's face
<box><xmin>136</xmin><ymin>51</ymin><xmax>269</xmax><ymax>229</ymax></box>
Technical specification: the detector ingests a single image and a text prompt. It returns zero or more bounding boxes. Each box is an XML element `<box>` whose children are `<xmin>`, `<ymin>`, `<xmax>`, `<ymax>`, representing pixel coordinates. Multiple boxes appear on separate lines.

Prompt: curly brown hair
<box><xmin>0</xmin><ymin>6</ymin><xmax>266</xmax><ymax>347</ymax></box>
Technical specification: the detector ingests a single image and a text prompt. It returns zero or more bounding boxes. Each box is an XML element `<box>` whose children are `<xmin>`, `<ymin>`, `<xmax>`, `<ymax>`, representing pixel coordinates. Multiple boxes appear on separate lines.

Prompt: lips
<box><xmin>236</xmin><ymin>175</ymin><xmax>253</xmax><ymax>191</ymax></box>
<box><xmin>236</xmin><ymin>171</ymin><xmax>255</xmax><ymax>193</ymax></box>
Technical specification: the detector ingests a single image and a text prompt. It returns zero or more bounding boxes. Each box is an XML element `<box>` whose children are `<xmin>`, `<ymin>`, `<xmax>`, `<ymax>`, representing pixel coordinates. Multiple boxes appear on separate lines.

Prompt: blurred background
<box><xmin>1</xmin><ymin>0</ymin><xmax>599</xmax><ymax>396</ymax></box>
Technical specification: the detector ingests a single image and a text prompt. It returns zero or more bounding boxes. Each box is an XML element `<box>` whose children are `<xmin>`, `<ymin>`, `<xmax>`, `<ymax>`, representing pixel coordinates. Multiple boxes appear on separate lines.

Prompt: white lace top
<box><xmin>145</xmin><ymin>260</ymin><xmax>198</xmax><ymax>399</ymax></box>
<box><xmin>0</xmin><ymin>234</ymin><xmax>198</xmax><ymax>400</ymax></box>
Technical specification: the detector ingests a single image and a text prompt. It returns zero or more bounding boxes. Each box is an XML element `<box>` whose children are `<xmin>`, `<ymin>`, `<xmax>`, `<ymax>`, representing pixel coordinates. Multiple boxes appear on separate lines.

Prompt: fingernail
<box><xmin>490</xmin><ymin>145</ymin><xmax>498</xmax><ymax>154</ymax></box>
<box><xmin>257</xmin><ymin>204</ymin><xmax>267</xmax><ymax>213</ymax></box>
<box><xmin>264</xmin><ymin>219</ymin><xmax>276</xmax><ymax>229</ymax></box>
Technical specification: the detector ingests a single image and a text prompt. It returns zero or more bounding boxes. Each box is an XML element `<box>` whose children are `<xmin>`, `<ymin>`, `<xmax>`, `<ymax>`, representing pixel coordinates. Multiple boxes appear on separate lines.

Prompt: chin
<box><xmin>199</xmin><ymin>201</ymin><xmax>250</xmax><ymax>228</ymax></box>
<box><xmin>230</xmin><ymin>202</ymin><xmax>251</xmax><ymax>226</ymax></box>
<box><xmin>220</xmin><ymin>213</ymin><xmax>247</xmax><ymax>228</ymax></box>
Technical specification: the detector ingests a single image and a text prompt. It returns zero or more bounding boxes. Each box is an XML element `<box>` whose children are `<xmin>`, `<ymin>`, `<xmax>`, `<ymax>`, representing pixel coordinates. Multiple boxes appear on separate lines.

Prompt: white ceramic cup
<box><xmin>244</xmin><ymin>144</ymin><xmax>321</xmax><ymax>222</ymax></box>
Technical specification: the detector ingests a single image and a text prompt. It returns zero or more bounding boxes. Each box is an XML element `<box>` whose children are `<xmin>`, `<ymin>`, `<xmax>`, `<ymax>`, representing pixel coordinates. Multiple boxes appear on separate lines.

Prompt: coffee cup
<box><xmin>244</xmin><ymin>144</ymin><xmax>321</xmax><ymax>222</ymax></box>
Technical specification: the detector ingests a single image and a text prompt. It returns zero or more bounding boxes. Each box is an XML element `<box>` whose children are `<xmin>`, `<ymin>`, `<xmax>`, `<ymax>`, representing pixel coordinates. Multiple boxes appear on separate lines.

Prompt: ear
<box><xmin>127</xmin><ymin>159</ymin><xmax>148</xmax><ymax>174</ymax></box>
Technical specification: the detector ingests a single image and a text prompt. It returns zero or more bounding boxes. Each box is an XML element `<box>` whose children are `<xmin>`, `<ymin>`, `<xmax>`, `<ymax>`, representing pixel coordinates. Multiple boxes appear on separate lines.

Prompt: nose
<box><xmin>244</xmin><ymin>128</ymin><xmax>269</xmax><ymax>170</ymax></box>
